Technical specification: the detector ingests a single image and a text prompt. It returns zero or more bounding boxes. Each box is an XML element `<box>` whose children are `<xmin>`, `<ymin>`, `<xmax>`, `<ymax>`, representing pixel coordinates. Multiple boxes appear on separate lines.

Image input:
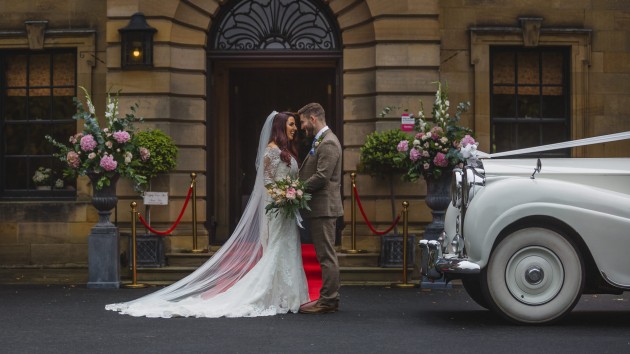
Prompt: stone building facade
<box><xmin>0</xmin><ymin>0</ymin><xmax>628</xmax><ymax>271</ymax></box>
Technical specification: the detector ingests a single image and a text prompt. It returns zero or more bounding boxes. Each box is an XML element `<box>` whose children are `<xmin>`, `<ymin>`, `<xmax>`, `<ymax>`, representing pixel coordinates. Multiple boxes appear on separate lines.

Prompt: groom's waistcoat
<box><xmin>299</xmin><ymin>130</ymin><xmax>343</xmax><ymax>218</ymax></box>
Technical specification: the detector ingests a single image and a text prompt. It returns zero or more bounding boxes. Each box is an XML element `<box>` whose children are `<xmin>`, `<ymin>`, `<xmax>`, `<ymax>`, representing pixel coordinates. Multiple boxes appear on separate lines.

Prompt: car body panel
<box><xmin>434</xmin><ymin>157</ymin><xmax>630</xmax><ymax>290</ymax></box>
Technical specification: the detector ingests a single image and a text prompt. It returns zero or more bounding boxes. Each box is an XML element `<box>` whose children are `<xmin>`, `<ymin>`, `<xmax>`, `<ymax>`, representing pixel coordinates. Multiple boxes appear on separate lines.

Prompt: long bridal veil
<box><xmin>110</xmin><ymin>111</ymin><xmax>278</xmax><ymax>305</ymax></box>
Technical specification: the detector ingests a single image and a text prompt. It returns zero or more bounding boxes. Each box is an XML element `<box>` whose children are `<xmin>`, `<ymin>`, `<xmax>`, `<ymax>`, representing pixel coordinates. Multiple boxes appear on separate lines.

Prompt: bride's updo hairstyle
<box><xmin>269</xmin><ymin>111</ymin><xmax>299</xmax><ymax>166</ymax></box>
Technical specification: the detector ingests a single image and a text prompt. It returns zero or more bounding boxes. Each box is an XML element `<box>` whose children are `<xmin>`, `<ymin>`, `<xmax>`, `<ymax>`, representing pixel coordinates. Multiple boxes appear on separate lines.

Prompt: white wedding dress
<box><xmin>105</xmin><ymin>112</ymin><xmax>309</xmax><ymax>318</ymax></box>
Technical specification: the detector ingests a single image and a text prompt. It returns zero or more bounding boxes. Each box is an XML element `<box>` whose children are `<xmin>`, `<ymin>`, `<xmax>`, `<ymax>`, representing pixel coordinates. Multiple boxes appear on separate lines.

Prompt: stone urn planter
<box><xmin>423</xmin><ymin>172</ymin><xmax>452</xmax><ymax>241</ymax></box>
<box><xmin>87</xmin><ymin>173</ymin><xmax>120</xmax><ymax>289</ymax></box>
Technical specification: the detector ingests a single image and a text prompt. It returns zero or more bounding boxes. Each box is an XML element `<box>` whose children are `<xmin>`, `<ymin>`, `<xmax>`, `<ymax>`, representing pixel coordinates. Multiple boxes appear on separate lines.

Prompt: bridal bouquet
<box><xmin>265</xmin><ymin>176</ymin><xmax>311</xmax><ymax>219</ymax></box>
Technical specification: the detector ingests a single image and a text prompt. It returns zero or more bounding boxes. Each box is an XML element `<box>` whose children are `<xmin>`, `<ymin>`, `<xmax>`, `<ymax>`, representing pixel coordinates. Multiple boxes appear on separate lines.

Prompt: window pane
<box><xmin>5</xmin><ymin>55</ymin><xmax>27</xmax><ymax>87</ymax></box>
<box><xmin>4</xmin><ymin>124</ymin><xmax>28</xmax><ymax>154</ymax></box>
<box><xmin>516</xmin><ymin>123</ymin><xmax>540</xmax><ymax>149</ymax></box>
<box><xmin>493</xmin><ymin>123</ymin><xmax>518</xmax><ymax>153</ymax></box>
<box><xmin>493</xmin><ymin>51</ymin><xmax>515</xmax><ymax>85</ymax></box>
<box><xmin>517</xmin><ymin>95</ymin><xmax>540</xmax><ymax>118</ymax></box>
<box><xmin>46</xmin><ymin>122</ymin><xmax>76</xmax><ymax>154</ymax></box>
<box><xmin>517</xmin><ymin>51</ymin><xmax>539</xmax><ymax>85</ymax></box>
<box><xmin>494</xmin><ymin>123</ymin><xmax>544</xmax><ymax>151</ymax></box>
<box><xmin>30</xmin><ymin>123</ymin><xmax>55</xmax><ymax>155</ymax></box>
<box><xmin>52</xmin><ymin>53</ymin><xmax>75</xmax><ymax>90</ymax></box>
<box><xmin>542</xmin><ymin>94</ymin><xmax>566</xmax><ymax>118</ymax></box>
<box><xmin>52</xmin><ymin>93</ymin><xmax>75</xmax><ymax>120</ymax></box>
<box><xmin>2</xmin><ymin>93</ymin><xmax>27</xmax><ymax>120</ymax></box>
<box><xmin>29</xmin><ymin>54</ymin><xmax>51</xmax><ymax>95</ymax></box>
<box><xmin>493</xmin><ymin>94</ymin><xmax>516</xmax><ymax>118</ymax></box>
<box><xmin>5</xmin><ymin>157</ymin><xmax>27</xmax><ymax>189</ymax></box>
<box><xmin>542</xmin><ymin>52</ymin><xmax>563</xmax><ymax>85</ymax></box>
<box><xmin>29</xmin><ymin>95</ymin><xmax>51</xmax><ymax>120</ymax></box>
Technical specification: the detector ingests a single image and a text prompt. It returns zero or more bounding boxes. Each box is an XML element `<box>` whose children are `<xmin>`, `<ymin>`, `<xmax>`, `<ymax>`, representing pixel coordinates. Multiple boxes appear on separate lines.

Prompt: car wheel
<box><xmin>462</xmin><ymin>276</ymin><xmax>489</xmax><ymax>309</ymax></box>
<box><xmin>482</xmin><ymin>227</ymin><xmax>584</xmax><ymax>324</ymax></box>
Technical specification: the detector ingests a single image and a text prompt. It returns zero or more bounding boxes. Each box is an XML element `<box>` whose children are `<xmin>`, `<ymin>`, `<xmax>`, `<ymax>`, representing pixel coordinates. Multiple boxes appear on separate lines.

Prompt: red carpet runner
<box><xmin>301</xmin><ymin>244</ymin><xmax>322</xmax><ymax>300</ymax></box>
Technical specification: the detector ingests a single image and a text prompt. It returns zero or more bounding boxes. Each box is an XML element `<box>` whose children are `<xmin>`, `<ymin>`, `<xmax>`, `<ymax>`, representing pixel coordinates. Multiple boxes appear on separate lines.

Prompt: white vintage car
<box><xmin>420</xmin><ymin>138</ymin><xmax>630</xmax><ymax>324</ymax></box>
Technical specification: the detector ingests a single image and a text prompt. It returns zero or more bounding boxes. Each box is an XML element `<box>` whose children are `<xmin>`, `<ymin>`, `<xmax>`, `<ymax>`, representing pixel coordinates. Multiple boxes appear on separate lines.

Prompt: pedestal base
<box><xmin>87</xmin><ymin>224</ymin><xmax>120</xmax><ymax>289</ymax></box>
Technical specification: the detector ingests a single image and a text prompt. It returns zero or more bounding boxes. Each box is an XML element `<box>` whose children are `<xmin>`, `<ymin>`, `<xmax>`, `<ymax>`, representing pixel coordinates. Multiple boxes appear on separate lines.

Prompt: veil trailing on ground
<box><xmin>117</xmin><ymin>111</ymin><xmax>278</xmax><ymax>303</ymax></box>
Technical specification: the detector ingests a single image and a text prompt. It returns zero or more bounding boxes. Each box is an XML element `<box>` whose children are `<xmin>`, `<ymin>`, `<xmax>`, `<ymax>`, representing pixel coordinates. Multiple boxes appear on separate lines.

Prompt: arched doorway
<box><xmin>207</xmin><ymin>0</ymin><xmax>342</xmax><ymax>243</ymax></box>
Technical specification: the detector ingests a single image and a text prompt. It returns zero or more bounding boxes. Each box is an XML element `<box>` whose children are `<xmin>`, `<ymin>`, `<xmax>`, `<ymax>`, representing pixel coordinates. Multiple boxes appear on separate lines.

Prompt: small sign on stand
<box><xmin>401</xmin><ymin>113</ymin><xmax>414</xmax><ymax>132</ymax></box>
<box><xmin>143</xmin><ymin>192</ymin><xmax>168</xmax><ymax>205</ymax></box>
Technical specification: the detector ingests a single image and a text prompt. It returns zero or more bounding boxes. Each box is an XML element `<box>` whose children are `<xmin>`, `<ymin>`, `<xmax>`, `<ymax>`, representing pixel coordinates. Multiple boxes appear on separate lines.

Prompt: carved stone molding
<box><xmin>25</xmin><ymin>20</ymin><xmax>48</xmax><ymax>50</ymax></box>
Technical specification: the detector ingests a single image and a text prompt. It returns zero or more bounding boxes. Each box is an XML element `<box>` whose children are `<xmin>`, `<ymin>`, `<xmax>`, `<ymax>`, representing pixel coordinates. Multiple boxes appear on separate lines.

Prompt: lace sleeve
<box><xmin>263</xmin><ymin>147</ymin><xmax>280</xmax><ymax>186</ymax></box>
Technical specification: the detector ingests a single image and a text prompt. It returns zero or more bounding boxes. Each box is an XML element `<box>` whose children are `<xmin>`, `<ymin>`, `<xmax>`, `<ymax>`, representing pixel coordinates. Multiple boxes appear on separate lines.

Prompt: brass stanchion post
<box><xmin>123</xmin><ymin>201</ymin><xmax>147</xmax><ymax>288</ymax></box>
<box><xmin>391</xmin><ymin>201</ymin><xmax>417</xmax><ymax>288</ymax></box>
<box><xmin>342</xmin><ymin>172</ymin><xmax>365</xmax><ymax>254</ymax></box>
<box><xmin>190</xmin><ymin>172</ymin><xmax>204</xmax><ymax>253</ymax></box>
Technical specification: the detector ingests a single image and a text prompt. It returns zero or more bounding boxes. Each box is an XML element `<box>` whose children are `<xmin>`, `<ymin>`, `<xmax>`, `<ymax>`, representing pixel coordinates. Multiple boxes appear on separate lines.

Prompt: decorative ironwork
<box><xmin>213</xmin><ymin>0</ymin><xmax>338</xmax><ymax>51</ymax></box>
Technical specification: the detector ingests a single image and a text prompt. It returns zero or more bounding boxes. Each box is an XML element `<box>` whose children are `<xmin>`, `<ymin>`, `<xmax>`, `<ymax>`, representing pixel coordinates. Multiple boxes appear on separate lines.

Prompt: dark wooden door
<box><xmin>229</xmin><ymin>68</ymin><xmax>336</xmax><ymax>232</ymax></box>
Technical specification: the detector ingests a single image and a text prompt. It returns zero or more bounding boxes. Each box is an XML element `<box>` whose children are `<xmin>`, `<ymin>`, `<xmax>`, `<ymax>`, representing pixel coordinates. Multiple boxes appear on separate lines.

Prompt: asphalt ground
<box><xmin>1</xmin><ymin>284</ymin><xmax>629</xmax><ymax>354</ymax></box>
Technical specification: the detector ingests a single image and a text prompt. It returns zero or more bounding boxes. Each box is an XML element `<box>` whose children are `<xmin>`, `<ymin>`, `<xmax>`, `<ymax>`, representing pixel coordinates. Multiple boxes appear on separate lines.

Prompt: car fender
<box><xmin>463</xmin><ymin>177</ymin><xmax>630</xmax><ymax>287</ymax></box>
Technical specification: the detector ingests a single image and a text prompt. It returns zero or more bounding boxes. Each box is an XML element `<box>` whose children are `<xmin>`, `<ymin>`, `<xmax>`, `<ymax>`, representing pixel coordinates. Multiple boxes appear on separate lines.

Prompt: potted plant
<box><xmin>32</xmin><ymin>166</ymin><xmax>54</xmax><ymax>190</ymax></box>
<box><xmin>358</xmin><ymin>128</ymin><xmax>413</xmax><ymax>267</ymax></box>
<box><xmin>394</xmin><ymin>81</ymin><xmax>477</xmax><ymax>242</ymax></box>
<box><xmin>45</xmin><ymin>87</ymin><xmax>150</xmax><ymax>288</ymax></box>
<box><xmin>130</xmin><ymin>128</ymin><xmax>178</xmax><ymax>267</ymax></box>
<box><xmin>133</xmin><ymin>129</ymin><xmax>178</xmax><ymax>193</ymax></box>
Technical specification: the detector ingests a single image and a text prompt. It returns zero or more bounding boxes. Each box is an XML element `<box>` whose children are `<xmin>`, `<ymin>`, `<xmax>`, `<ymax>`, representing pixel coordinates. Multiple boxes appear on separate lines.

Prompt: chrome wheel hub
<box><xmin>505</xmin><ymin>246</ymin><xmax>564</xmax><ymax>305</ymax></box>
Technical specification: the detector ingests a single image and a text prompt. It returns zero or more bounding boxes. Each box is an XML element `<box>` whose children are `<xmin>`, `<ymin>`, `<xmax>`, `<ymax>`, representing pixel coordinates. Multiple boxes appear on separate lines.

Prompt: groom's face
<box><xmin>300</xmin><ymin>114</ymin><xmax>315</xmax><ymax>138</ymax></box>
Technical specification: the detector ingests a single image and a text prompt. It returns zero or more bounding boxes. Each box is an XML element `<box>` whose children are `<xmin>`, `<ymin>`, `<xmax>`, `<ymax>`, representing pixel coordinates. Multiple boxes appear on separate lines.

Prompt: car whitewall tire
<box><xmin>482</xmin><ymin>227</ymin><xmax>584</xmax><ymax>324</ymax></box>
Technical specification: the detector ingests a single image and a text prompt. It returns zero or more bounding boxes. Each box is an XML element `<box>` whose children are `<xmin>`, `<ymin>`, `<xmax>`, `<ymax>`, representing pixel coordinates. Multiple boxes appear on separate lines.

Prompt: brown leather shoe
<box><xmin>298</xmin><ymin>301</ymin><xmax>338</xmax><ymax>314</ymax></box>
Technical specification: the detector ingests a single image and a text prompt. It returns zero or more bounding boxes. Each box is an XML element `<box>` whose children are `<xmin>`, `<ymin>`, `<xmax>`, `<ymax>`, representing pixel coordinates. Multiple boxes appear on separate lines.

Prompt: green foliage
<box><xmin>358</xmin><ymin>129</ymin><xmax>410</xmax><ymax>177</ymax></box>
<box><xmin>133</xmin><ymin>129</ymin><xmax>178</xmax><ymax>191</ymax></box>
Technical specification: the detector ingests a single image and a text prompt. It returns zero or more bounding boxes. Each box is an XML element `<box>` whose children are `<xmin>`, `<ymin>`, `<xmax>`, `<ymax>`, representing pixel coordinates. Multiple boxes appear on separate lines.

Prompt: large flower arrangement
<box><xmin>395</xmin><ymin>81</ymin><xmax>477</xmax><ymax>181</ymax></box>
<box><xmin>46</xmin><ymin>87</ymin><xmax>149</xmax><ymax>190</ymax></box>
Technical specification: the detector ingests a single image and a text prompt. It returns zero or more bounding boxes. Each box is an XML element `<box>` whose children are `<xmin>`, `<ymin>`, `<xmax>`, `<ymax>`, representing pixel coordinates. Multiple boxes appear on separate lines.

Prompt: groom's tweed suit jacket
<box><xmin>299</xmin><ymin>129</ymin><xmax>344</xmax><ymax>218</ymax></box>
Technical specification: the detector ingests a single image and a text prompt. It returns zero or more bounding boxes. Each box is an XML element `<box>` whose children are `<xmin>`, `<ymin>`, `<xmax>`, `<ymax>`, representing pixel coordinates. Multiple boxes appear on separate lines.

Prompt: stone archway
<box><xmin>206</xmin><ymin>0</ymin><xmax>345</xmax><ymax>241</ymax></box>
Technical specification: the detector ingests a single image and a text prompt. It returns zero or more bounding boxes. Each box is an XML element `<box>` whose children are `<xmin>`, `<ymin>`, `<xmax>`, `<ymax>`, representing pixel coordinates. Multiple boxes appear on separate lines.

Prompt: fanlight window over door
<box><xmin>212</xmin><ymin>0</ymin><xmax>339</xmax><ymax>51</ymax></box>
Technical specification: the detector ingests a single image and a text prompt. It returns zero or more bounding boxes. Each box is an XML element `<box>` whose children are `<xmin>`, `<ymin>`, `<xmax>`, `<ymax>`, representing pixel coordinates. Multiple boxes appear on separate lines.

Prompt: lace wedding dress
<box><xmin>105</xmin><ymin>112</ymin><xmax>309</xmax><ymax>318</ymax></box>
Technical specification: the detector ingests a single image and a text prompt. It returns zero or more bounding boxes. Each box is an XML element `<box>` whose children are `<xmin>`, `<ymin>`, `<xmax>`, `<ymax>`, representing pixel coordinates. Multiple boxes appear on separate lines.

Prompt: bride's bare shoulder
<box><xmin>267</xmin><ymin>142</ymin><xmax>278</xmax><ymax>149</ymax></box>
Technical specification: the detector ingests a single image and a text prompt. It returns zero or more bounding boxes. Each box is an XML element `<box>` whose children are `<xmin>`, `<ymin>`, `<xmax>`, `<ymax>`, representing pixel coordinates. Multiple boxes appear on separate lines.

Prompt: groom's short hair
<box><xmin>298</xmin><ymin>103</ymin><xmax>325</xmax><ymax>122</ymax></box>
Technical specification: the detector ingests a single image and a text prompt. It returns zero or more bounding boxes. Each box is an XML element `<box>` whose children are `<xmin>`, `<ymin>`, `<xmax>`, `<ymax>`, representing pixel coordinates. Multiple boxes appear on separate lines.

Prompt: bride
<box><xmin>106</xmin><ymin>111</ymin><xmax>310</xmax><ymax>318</ymax></box>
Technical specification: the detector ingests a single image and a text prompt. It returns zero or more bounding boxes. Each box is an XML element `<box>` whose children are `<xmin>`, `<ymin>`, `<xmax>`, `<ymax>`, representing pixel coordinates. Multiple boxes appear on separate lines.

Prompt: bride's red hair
<box><xmin>269</xmin><ymin>111</ymin><xmax>299</xmax><ymax>166</ymax></box>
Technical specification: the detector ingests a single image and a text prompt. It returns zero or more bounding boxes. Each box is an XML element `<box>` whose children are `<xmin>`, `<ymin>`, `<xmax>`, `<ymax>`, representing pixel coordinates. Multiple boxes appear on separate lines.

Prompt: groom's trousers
<box><xmin>309</xmin><ymin>216</ymin><xmax>340</xmax><ymax>305</ymax></box>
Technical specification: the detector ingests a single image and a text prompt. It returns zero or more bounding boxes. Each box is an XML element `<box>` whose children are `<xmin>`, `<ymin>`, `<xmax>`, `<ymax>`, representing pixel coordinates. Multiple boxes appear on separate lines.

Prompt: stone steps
<box><xmin>130</xmin><ymin>251</ymin><xmax>419</xmax><ymax>286</ymax></box>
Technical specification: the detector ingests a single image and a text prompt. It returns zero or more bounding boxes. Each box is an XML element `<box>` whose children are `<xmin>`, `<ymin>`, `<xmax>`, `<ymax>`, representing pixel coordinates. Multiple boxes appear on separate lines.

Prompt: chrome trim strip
<box><xmin>435</xmin><ymin>257</ymin><xmax>481</xmax><ymax>275</ymax></box>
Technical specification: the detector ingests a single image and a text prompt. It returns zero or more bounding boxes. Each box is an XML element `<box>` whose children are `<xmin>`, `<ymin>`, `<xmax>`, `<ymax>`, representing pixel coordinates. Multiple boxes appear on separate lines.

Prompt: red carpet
<box><xmin>301</xmin><ymin>244</ymin><xmax>322</xmax><ymax>300</ymax></box>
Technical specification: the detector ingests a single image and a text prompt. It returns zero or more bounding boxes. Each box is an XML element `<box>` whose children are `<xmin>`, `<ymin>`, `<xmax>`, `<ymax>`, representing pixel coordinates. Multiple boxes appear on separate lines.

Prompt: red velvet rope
<box><xmin>138</xmin><ymin>185</ymin><xmax>193</xmax><ymax>235</ymax></box>
<box><xmin>353</xmin><ymin>185</ymin><xmax>401</xmax><ymax>236</ymax></box>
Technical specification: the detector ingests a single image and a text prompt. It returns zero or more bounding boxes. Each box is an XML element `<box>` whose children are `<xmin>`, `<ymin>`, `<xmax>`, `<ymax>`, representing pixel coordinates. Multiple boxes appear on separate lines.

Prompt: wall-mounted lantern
<box><xmin>118</xmin><ymin>12</ymin><xmax>157</xmax><ymax>69</ymax></box>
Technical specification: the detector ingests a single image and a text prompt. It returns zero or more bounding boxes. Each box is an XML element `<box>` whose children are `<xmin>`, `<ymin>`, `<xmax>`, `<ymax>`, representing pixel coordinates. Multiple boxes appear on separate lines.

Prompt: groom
<box><xmin>297</xmin><ymin>102</ymin><xmax>343</xmax><ymax>314</ymax></box>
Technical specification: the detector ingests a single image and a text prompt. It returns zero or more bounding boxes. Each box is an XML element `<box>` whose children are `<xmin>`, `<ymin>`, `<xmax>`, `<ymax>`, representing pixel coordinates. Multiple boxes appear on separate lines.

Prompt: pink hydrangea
<box><xmin>430</xmin><ymin>126</ymin><xmax>443</xmax><ymax>139</ymax></box>
<box><xmin>434</xmin><ymin>152</ymin><xmax>448</xmax><ymax>167</ymax></box>
<box><xmin>100</xmin><ymin>154</ymin><xmax>118</xmax><ymax>171</ymax></box>
<box><xmin>409</xmin><ymin>148</ymin><xmax>421</xmax><ymax>161</ymax></box>
<box><xmin>397</xmin><ymin>140</ymin><xmax>409</xmax><ymax>152</ymax></box>
<box><xmin>66</xmin><ymin>151</ymin><xmax>80</xmax><ymax>168</ymax></box>
<box><xmin>80</xmin><ymin>134</ymin><xmax>97</xmax><ymax>152</ymax></box>
<box><xmin>112</xmin><ymin>131</ymin><xmax>131</xmax><ymax>144</ymax></box>
<box><xmin>460</xmin><ymin>134</ymin><xmax>476</xmax><ymax>147</ymax></box>
<box><xmin>139</xmin><ymin>147</ymin><xmax>150</xmax><ymax>161</ymax></box>
<box><xmin>69</xmin><ymin>133</ymin><xmax>83</xmax><ymax>144</ymax></box>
